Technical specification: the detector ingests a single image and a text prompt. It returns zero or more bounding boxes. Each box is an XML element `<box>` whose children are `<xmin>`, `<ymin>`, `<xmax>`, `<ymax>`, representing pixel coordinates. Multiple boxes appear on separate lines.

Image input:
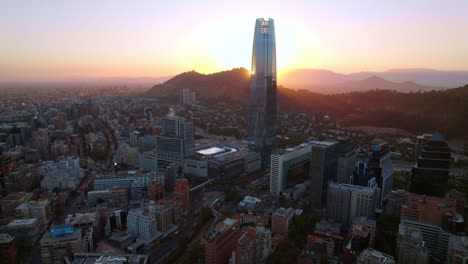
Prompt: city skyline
<box><xmin>2</xmin><ymin>0</ymin><xmax>468</xmax><ymax>81</ymax></box>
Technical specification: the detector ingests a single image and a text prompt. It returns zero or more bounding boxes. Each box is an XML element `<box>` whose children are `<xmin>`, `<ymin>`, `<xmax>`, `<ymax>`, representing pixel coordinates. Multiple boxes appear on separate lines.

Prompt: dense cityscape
<box><xmin>2</xmin><ymin>3</ymin><xmax>468</xmax><ymax>264</ymax></box>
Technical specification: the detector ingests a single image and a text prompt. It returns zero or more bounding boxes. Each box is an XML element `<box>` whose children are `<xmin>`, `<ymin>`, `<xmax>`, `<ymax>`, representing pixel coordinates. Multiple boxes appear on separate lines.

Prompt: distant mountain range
<box><xmin>280</xmin><ymin>68</ymin><xmax>468</xmax><ymax>93</ymax></box>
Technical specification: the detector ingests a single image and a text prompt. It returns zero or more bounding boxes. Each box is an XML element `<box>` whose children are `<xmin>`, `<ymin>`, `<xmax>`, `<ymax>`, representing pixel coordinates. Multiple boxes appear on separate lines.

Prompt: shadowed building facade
<box><xmin>248</xmin><ymin>18</ymin><xmax>277</xmax><ymax>167</ymax></box>
<box><xmin>410</xmin><ymin>132</ymin><xmax>451</xmax><ymax>197</ymax></box>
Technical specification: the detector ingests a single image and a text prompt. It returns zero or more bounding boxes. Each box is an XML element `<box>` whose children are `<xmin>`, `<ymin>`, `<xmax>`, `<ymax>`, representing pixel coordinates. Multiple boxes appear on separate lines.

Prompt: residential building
<box><xmin>446</xmin><ymin>235</ymin><xmax>468</xmax><ymax>264</ymax></box>
<box><xmin>148</xmin><ymin>180</ymin><xmax>164</xmax><ymax>202</ymax></box>
<box><xmin>397</xmin><ymin>225</ymin><xmax>430</xmax><ymax>264</ymax></box>
<box><xmin>201</xmin><ymin>218</ymin><xmax>241</xmax><ymax>264</ymax></box>
<box><xmin>0</xmin><ymin>233</ymin><xmax>17</xmax><ymax>264</ymax></box>
<box><xmin>248</xmin><ymin>18</ymin><xmax>277</xmax><ymax>167</ymax></box>
<box><xmin>255</xmin><ymin>226</ymin><xmax>272</xmax><ymax>263</ymax></box>
<box><xmin>148</xmin><ymin>202</ymin><xmax>172</xmax><ymax>232</ymax></box>
<box><xmin>308</xmin><ymin>219</ymin><xmax>344</xmax><ymax>257</ymax></box>
<box><xmin>93</xmin><ymin>171</ymin><xmax>164</xmax><ymax>191</ymax></box>
<box><xmin>40</xmin><ymin>225</ymin><xmax>82</xmax><ymax>264</ymax></box>
<box><xmin>0</xmin><ymin>192</ymin><xmax>33</xmax><ymax>217</ymax></box>
<box><xmin>0</xmin><ymin>218</ymin><xmax>40</xmax><ymax>246</ymax></box>
<box><xmin>39</xmin><ymin>157</ymin><xmax>83</xmax><ymax>191</ymax></box>
<box><xmin>174</xmin><ymin>179</ymin><xmax>189</xmax><ymax>209</ymax></box>
<box><xmin>399</xmin><ymin>193</ymin><xmax>464</xmax><ymax>262</ymax></box>
<box><xmin>271</xmin><ymin>207</ymin><xmax>294</xmax><ymax>238</ymax></box>
<box><xmin>126</xmin><ymin>208</ymin><xmax>157</xmax><ymax>241</ymax></box>
<box><xmin>15</xmin><ymin>199</ymin><xmax>53</xmax><ymax>223</ymax></box>
<box><xmin>235</xmin><ymin>228</ymin><xmax>257</xmax><ymax>264</ymax></box>
<box><xmin>104</xmin><ymin>210</ymin><xmax>126</xmax><ymax>237</ymax></box>
<box><xmin>385</xmin><ymin>190</ymin><xmax>408</xmax><ymax>217</ymax></box>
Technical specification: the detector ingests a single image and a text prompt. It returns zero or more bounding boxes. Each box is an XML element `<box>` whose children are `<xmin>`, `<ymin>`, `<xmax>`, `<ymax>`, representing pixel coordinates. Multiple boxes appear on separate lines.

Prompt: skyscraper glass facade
<box><xmin>248</xmin><ymin>18</ymin><xmax>277</xmax><ymax>166</ymax></box>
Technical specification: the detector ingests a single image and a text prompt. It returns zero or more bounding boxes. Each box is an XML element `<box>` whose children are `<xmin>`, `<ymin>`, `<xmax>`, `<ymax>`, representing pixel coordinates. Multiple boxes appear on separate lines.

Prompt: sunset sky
<box><xmin>1</xmin><ymin>0</ymin><xmax>468</xmax><ymax>80</ymax></box>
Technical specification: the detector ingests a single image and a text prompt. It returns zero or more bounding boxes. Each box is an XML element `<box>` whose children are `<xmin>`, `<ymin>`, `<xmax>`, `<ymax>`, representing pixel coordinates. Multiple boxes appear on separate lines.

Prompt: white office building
<box><xmin>127</xmin><ymin>208</ymin><xmax>157</xmax><ymax>241</ymax></box>
<box><xmin>326</xmin><ymin>182</ymin><xmax>379</xmax><ymax>227</ymax></box>
<box><xmin>270</xmin><ymin>143</ymin><xmax>312</xmax><ymax>195</ymax></box>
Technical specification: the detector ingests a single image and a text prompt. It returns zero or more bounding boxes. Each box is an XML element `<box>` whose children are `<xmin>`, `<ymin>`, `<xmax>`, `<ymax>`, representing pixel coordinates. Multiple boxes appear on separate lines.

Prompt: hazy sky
<box><xmin>1</xmin><ymin>0</ymin><xmax>468</xmax><ymax>80</ymax></box>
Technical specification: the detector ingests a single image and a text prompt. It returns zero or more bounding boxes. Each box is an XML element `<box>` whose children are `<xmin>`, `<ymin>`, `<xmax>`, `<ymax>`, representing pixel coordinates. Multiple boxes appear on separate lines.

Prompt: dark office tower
<box><xmin>336</xmin><ymin>138</ymin><xmax>357</xmax><ymax>184</ymax></box>
<box><xmin>368</xmin><ymin>143</ymin><xmax>394</xmax><ymax>206</ymax></box>
<box><xmin>248</xmin><ymin>18</ymin><xmax>277</xmax><ymax>167</ymax></box>
<box><xmin>410</xmin><ymin>132</ymin><xmax>451</xmax><ymax>197</ymax></box>
<box><xmin>352</xmin><ymin>161</ymin><xmax>372</xmax><ymax>187</ymax></box>
<box><xmin>310</xmin><ymin>141</ymin><xmax>338</xmax><ymax>210</ymax></box>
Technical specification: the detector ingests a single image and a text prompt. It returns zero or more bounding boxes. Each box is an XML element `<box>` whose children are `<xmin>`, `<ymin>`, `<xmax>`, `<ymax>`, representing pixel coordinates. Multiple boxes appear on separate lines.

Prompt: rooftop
<box><xmin>1</xmin><ymin>192</ymin><xmax>32</xmax><ymax>201</ymax></box>
<box><xmin>6</xmin><ymin>218</ymin><xmax>38</xmax><ymax>226</ymax></box>
<box><xmin>71</xmin><ymin>253</ymin><xmax>148</xmax><ymax>264</ymax></box>
<box><xmin>357</xmin><ymin>248</ymin><xmax>395</xmax><ymax>263</ymax></box>
<box><xmin>0</xmin><ymin>233</ymin><xmax>15</xmax><ymax>243</ymax></box>
<box><xmin>273</xmin><ymin>207</ymin><xmax>294</xmax><ymax>218</ymax></box>
<box><xmin>205</xmin><ymin>218</ymin><xmax>238</xmax><ymax>242</ymax></box>
<box><xmin>42</xmin><ymin>225</ymin><xmax>81</xmax><ymax>242</ymax></box>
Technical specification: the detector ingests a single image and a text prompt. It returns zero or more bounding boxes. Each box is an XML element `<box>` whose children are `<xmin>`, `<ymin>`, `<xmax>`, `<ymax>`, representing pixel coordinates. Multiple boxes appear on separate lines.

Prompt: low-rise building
<box><xmin>40</xmin><ymin>225</ymin><xmax>83</xmax><ymax>264</ymax></box>
<box><xmin>0</xmin><ymin>192</ymin><xmax>33</xmax><ymax>217</ymax></box>
<box><xmin>0</xmin><ymin>218</ymin><xmax>40</xmax><ymax>246</ymax></box>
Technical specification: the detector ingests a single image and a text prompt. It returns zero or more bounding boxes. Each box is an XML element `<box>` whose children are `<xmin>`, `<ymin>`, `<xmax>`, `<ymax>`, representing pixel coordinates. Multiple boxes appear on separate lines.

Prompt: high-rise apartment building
<box><xmin>310</xmin><ymin>141</ymin><xmax>338</xmax><ymax>210</ymax></box>
<box><xmin>248</xmin><ymin>18</ymin><xmax>277</xmax><ymax>166</ymax></box>
<box><xmin>326</xmin><ymin>182</ymin><xmax>379</xmax><ymax>227</ymax></box>
<box><xmin>410</xmin><ymin>132</ymin><xmax>451</xmax><ymax>197</ymax></box>
<box><xmin>201</xmin><ymin>218</ymin><xmax>241</xmax><ymax>264</ymax></box>
<box><xmin>40</xmin><ymin>225</ymin><xmax>82</xmax><ymax>264</ymax></box>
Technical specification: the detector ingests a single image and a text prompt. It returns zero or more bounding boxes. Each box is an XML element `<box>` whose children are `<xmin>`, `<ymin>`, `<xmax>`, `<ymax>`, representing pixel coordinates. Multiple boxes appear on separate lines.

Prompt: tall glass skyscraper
<box><xmin>248</xmin><ymin>18</ymin><xmax>277</xmax><ymax>167</ymax></box>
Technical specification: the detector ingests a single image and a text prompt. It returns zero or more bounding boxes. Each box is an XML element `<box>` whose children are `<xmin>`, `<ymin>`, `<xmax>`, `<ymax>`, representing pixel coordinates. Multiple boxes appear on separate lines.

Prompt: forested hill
<box><xmin>145</xmin><ymin>68</ymin><xmax>468</xmax><ymax>139</ymax></box>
